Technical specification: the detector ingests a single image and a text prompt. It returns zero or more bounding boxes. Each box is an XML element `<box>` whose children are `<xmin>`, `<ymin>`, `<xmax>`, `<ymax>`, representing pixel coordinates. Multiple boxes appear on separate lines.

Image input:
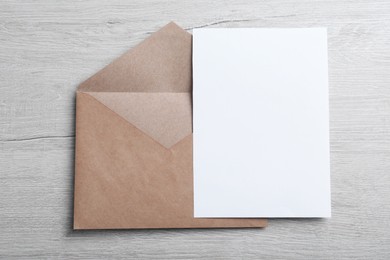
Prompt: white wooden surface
<box><xmin>1</xmin><ymin>0</ymin><xmax>389</xmax><ymax>259</ymax></box>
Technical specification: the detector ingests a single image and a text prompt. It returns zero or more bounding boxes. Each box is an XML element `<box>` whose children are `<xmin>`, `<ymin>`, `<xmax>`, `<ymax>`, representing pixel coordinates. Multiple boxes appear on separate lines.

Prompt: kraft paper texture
<box><xmin>73</xmin><ymin>22</ymin><xmax>267</xmax><ymax>229</ymax></box>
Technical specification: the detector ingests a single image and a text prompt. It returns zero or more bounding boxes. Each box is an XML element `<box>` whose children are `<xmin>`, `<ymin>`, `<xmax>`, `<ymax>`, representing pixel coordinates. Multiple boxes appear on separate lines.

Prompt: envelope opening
<box><xmin>84</xmin><ymin>92</ymin><xmax>193</xmax><ymax>149</ymax></box>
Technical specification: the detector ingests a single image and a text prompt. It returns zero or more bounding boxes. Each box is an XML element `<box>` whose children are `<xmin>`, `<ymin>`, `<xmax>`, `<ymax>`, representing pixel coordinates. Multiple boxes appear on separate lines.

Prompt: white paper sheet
<box><xmin>193</xmin><ymin>28</ymin><xmax>331</xmax><ymax>218</ymax></box>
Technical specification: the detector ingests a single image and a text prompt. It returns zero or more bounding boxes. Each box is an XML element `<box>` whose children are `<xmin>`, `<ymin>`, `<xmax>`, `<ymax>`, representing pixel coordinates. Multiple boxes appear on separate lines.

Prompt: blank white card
<box><xmin>193</xmin><ymin>28</ymin><xmax>331</xmax><ymax>218</ymax></box>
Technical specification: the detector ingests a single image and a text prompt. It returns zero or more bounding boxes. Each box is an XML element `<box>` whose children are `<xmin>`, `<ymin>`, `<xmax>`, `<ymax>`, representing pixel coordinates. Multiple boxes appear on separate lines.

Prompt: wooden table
<box><xmin>1</xmin><ymin>1</ymin><xmax>389</xmax><ymax>259</ymax></box>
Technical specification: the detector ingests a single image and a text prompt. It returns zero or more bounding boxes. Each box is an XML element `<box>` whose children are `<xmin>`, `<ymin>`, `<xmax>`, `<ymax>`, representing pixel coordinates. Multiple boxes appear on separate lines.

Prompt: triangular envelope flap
<box><xmin>78</xmin><ymin>22</ymin><xmax>192</xmax><ymax>93</ymax></box>
<box><xmin>86</xmin><ymin>92</ymin><xmax>192</xmax><ymax>148</ymax></box>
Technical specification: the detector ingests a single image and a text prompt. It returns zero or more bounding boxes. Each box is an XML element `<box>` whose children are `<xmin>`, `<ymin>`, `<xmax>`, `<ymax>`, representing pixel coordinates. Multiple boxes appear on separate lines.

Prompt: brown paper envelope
<box><xmin>74</xmin><ymin>22</ymin><xmax>267</xmax><ymax>229</ymax></box>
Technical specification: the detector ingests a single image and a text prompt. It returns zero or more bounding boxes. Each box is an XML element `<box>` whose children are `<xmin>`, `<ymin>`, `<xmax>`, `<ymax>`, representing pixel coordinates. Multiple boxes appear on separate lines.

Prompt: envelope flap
<box><xmin>85</xmin><ymin>91</ymin><xmax>192</xmax><ymax>148</ymax></box>
<box><xmin>78</xmin><ymin>22</ymin><xmax>192</xmax><ymax>93</ymax></box>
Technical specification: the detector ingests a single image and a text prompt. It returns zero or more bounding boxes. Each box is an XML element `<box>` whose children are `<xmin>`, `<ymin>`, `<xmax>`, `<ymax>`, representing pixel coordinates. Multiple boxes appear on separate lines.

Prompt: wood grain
<box><xmin>1</xmin><ymin>0</ymin><xmax>390</xmax><ymax>259</ymax></box>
